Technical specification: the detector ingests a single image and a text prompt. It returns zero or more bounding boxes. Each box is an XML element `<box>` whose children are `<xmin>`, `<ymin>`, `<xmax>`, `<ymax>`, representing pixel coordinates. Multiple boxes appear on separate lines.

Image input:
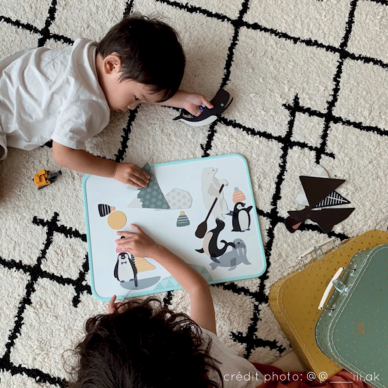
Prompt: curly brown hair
<box><xmin>67</xmin><ymin>297</ymin><xmax>223</xmax><ymax>388</ymax></box>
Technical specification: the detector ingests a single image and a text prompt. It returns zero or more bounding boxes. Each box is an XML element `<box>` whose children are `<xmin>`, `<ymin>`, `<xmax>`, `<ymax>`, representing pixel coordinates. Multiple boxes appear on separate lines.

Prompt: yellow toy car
<box><xmin>33</xmin><ymin>169</ymin><xmax>62</xmax><ymax>190</ymax></box>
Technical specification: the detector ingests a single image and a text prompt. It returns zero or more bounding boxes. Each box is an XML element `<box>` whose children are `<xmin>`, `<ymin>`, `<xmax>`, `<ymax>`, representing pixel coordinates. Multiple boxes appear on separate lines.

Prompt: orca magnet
<box><xmin>173</xmin><ymin>88</ymin><xmax>233</xmax><ymax>127</ymax></box>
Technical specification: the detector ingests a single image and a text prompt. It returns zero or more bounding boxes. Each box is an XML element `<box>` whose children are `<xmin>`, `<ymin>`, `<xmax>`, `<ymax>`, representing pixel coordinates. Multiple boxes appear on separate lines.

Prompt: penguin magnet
<box><xmin>173</xmin><ymin>89</ymin><xmax>233</xmax><ymax>127</ymax></box>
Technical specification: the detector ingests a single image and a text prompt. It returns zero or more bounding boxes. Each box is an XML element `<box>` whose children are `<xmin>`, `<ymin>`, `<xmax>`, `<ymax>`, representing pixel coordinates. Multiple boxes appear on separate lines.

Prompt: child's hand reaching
<box><xmin>115</xmin><ymin>225</ymin><xmax>159</xmax><ymax>258</ymax></box>
<box><xmin>113</xmin><ymin>163</ymin><xmax>150</xmax><ymax>188</ymax></box>
<box><xmin>156</xmin><ymin>90</ymin><xmax>213</xmax><ymax>116</ymax></box>
<box><xmin>116</xmin><ymin>224</ymin><xmax>217</xmax><ymax>334</ymax></box>
<box><xmin>108</xmin><ymin>294</ymin><xmax>126</xmax><ymax>313</ymax></box>
<box><xmin>183</xmin><ymin>93</ymin><xmax>213</xmax><ymax>116</ymax></box>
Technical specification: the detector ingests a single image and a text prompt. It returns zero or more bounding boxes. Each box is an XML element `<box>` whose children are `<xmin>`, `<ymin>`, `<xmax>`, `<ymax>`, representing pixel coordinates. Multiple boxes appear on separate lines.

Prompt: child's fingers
<box><xmin>135</xmin><ymin>167</ymin><xmax>151</xmax><ymax>181</ymax></box>
<box><xmin>127</xmin><ymin>176</ymin><xmax>146</xmax><ymax>188</ymax></box>
<box><xmin>126</xmin><ymin>180</ymin><xmax>142</xmax><ymax>188</ymax></box>
<box><xmin>116</xmin><ymin>231</ymin><xmax>135</xmax><ymax>238</ymax></box>
<box><xmin>115</xmin><ymin>240</ymin><xmax>133</xmax><ymax>248</ymax></box>
<box><xmin>202</xmin><ymin>97</ymin><xmax>213</xmax><ymax>109</ymax></box>
<box><xmin>193</xmin><ymin>107</ymin><xmax>202</xmax><ymax>117</ymax></box>
<box><xmin>108</xmin><ymin>295</ymin><xmax>117</xmax><ymax>313</ymax></box>
<box><xmin>132</xmin><ymin>166</ymin><xmax>150</xmax><ymax>181</ymax></box>
<box><xmin>137</xmin><ymin>170</ymin><xmax>151</xmax><ymax>182</ymax></box>
<box><xmin>130</xmin><ymin>224</ymin><xmax>143</xmax><ymax>234</ymax></box>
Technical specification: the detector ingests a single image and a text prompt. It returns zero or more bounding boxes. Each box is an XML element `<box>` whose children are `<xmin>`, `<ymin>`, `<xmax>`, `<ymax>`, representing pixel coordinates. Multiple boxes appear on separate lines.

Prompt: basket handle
<box><xmin>318</xmin><ymin>267</ymin><xmax>345</xmax><ymax>310</ymax></box>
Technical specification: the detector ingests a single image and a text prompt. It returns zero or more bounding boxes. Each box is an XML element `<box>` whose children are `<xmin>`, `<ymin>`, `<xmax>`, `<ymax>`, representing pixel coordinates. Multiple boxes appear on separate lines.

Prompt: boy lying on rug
<box><xmin>68</xmin><ymin>225</ymin><xmax>372</xmax><ymax>388</ymax></box>
<box><xmin>0</xmin><ymin>14</ymin><xmax>212</xmax><ymax>188</ymax></box>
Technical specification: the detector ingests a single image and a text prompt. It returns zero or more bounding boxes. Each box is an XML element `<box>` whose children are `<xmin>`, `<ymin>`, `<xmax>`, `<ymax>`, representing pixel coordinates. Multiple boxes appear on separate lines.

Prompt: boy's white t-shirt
<box><xmin>0</xmin><ymin>38</ymin><xmax>110</xmax><ymax>151</ymax></box>
<box><xmin>202</xmin><ymin>328</ymin><xmax>264</xmax><ymax>388</ymax></box>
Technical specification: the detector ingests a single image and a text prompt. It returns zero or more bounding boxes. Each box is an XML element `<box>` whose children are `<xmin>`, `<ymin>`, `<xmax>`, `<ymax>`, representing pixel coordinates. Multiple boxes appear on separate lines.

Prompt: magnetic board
<box><xmin>83</xmin><ymin>154</ymin><xmax>266</xmax><ymax>301</ymax></box>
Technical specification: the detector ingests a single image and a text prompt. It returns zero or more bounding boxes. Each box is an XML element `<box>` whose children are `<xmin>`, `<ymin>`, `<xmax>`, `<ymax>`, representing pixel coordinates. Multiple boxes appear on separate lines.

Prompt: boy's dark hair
<box><xmin>97</xmin><ymin>13</ymin><xmax>186</xmax><ymax>102</ymax></box>
<box><xmin>67</xmin><ymin>297</ymin><xmax>223</xmax><ymax>388</ymax></box>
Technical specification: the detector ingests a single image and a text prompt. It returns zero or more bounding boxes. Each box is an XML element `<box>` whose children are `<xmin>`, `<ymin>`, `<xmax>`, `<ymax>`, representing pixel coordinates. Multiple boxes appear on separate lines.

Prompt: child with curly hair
<box><xmin>68</xmin><ymin>224</ymin><xmax>264</xmax><ymax>388</ymax></box>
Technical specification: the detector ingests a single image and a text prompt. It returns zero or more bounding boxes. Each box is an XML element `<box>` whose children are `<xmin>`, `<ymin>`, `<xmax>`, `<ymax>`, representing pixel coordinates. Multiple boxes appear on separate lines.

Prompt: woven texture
<box><xmin>1</xmin><ymin>1</ymin><xmax>388</xmax><ymax>387</ymax></box>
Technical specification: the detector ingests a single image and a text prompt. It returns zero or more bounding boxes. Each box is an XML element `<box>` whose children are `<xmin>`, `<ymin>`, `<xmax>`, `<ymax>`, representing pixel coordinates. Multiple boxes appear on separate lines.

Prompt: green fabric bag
<box><xmin>315</xmin><ymin>245</ymin><xmax>388</xmax><ymax>388</ymax></box>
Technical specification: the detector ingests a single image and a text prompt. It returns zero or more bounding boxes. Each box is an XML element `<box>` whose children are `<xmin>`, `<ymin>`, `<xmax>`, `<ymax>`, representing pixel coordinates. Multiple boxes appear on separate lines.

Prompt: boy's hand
<box><xmin>108</xmin><ymin>295</ymin><xmax>126</xmax><ymax>314</ymax></box>
<box><xmin>115</xmin><ymin>224</ymin><xmax>159</xmax><ymax>258</ymax></box>
<box><xmin>183</xmin><ymin>93</ymin><xmax>213</xmax><ymax>117</ymax></box>
<box><xmin>113</xmin><ymin>163</ymin><xmax>150</xmax><ymax>188</ymax></box>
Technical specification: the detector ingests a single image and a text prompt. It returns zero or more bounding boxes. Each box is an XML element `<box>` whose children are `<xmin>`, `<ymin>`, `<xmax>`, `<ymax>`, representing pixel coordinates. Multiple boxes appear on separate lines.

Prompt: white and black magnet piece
<box><xmin>173</xmin><ymin>88</ymin><xmax>233</xmax><ymax>127</ymax></box>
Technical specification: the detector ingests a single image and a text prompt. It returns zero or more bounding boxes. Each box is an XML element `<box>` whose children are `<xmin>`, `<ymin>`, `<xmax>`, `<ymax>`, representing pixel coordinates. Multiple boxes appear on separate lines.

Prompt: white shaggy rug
<box><xmin>1</xmin><ymin>0</ymin><xmax>388</xmax><ymax>386</ymax></box>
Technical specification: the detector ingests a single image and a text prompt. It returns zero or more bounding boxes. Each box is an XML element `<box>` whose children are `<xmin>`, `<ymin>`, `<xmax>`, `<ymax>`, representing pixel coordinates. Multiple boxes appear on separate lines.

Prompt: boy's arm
<box><xmin>116</xmin><ymin>225</ymin><xmax>217</xmax><ymax>334</ymax></box>
<box><xmin>152</xmin><ymin>90</ymin><xmax>213</xmax><ymax>117</ymax></box>
<box><xmin>52</xmin><ymin>141</ymin><xmax>150</xmax><ymax>188</ymax></box>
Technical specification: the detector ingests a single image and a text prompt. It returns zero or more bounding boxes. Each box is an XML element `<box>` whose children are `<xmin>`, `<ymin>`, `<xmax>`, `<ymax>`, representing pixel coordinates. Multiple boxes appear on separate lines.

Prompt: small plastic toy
<box><xmin>33</xmin><ymin>169</ymin><xmax>62</xmax><ymax>190</ymax></box>
<box><xmin>173</xmin><ymin>88</ymin><xmax>233</xmax><ymax>127</ymax></box>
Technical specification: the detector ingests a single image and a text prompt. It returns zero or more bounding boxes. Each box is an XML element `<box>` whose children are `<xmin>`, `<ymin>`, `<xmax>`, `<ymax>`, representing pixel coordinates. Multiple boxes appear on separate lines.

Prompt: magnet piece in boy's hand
<box><xmin>173</xmin><ymin>89</ymin><xmax>233</xmax><ymax>127</ymax></box>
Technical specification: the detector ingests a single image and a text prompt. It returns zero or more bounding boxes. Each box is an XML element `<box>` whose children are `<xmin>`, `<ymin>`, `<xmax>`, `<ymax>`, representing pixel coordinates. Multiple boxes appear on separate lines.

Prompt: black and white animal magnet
<box><xmin>114</xmin><ymin>252</ymin><xmax>137</xmax><ymax>284</ymax></box>
<box><xmin>209</xmin><ymin>239</ymin><xmax>251</xmax><ymax>271</ymax></box>
<box><xmin>232</xmin><ymin>202</ymin><xmax>252</xmax><ymax>232</ymax></box>
<box><xmin>173</xmin><ymin>89</ymin><xmax>233</xmax><ymax>127</ymax></box>
<box><xmin>196</xmin><ymin>219</ymin><xmax>235</xmax><ymax>263</ymax></box>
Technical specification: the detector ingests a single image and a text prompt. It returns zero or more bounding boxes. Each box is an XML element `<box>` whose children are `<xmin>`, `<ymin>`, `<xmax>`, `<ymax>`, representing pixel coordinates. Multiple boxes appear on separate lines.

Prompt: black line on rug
<box><xmin>240</xmin><ymin>19</ymin><xmax>339</xmax><ymax>55</ymax></box>
<box><xmin>239</xmin><ymin>19</ymin><xmax>388</xmax><ymax>73</ymax></box>
<box><xmin>0</xmin><ymin>212</ymin><xmax>92</xmax><ymax>386</ymax></box>
<box><xmin>2</xmin><ymin>1</ymin><xmax>388</xmax><ymax>75</ymax></box>
<box><xmin>124</xmin><ymin>0</ymin><xmax>136</xmax><ymax>17</ymax></box>
<box><xmin>0</xmin><ymin>256</ymin><xmax>34</xmax><ymax>275</ymax></box>
<box><xmin>201</xmin><ymin>120</ymin><xmax>219</xmax><ymax>157</ymax></box>
<box><xmin>33</xmin><ymin>214</ymin><xmax>91</xmax><ymax>307</ymax></box>
<box><xmin>33</xmin><ymin>214</ymin><xmax>87</xmax><ymax>242</ymax></box>
<box><xmin>47</xmin><ymin>33</ymin><xmax>74</xmax><ymax>45</ymax></box>
<box><xmin>316</xmin><ymin>0</ymin><xmax>359</xmax><ymax>165</ymax></box>
<box><xmin>283</xmin><ymin>102</ymin><xmax>388</xmax><ymax>137</ymax></box>
<box><xmin>229</xmin><ymin>95</ymin><xmax>299</xmax><ymax>359</ymax></box>
<box><xmin>220</xmin><ymin>0</ymin><xmax>250</xmax><ymax>89</ymax></box>
<box><xmin>149</xmin><ymin>0</ymin><xmax>388</xmax><ymax>83</ymax></box>
<box><xmin>0</xmin><ymin>213</ymin><xmax>60</xmax><ymax>381</ymax></box>
<box><xmin>163</xmin><ymin>291</ymin><xmax>173</xmax><ymax>307</ymax></box>
<box><xmin>154</xmin><ymin>0</ymin><xmax>233</xmax><ymax>23</ymax></box>
<box><xmin>38</xmin><ymin>0</ymin><xmax>58</xmax><ymax>47</ymax></box>
<box><xmin>213</xmin><ymin>281</ymin><xmax>262</xmax><ymax>300</ymax></box>
<box><xmin>201</xmin><ymin>0</ymin><xmax>250</xmax><ymax>157</ymax></box>
<box><xmin>0</xmin><ymin>255</ymin><xmax>91</xmax><ymax>295</ymax></box>
<box><xmin>114</xmin><ymin>108</ymin><xmax>139</xmax><ymax>163</ymax></box>
<box><xmin>368</xmin><ymin>0</ymin><xmax>388</xmax><ymax>4</ymax></box>
<box><xmin>218</xmin><ymin>116</ymin><xmax>336</xmax><ymax>158</ymax></box>
<box><xmin>0</xmin><ymin>15</ymin><xmax>73</xmax><ymax>47</ymax></box>
<box><xmin>72</xmin><ymin>253</ymin><xmax>92</xmax><ymax>307</ymax></box>
<box><xmin>232</xmin><ymin>331</ymin><xmax>287</xmax><ymax>354</ymax></box>
<box><xmin>0</xmin><ymin>15</ymin><xmax>41</xmax><ymax>35</ymax></box>
<box><xmin>153</xmin><ymin>0</ymin><xmax>388</xmax><ymax>76</ymax></box>
<box><xmin>346</xmin><ymin>51</ymin><xmax>388</xmax><ymax>70</ymax></box>
<box><xmin>5</xmin><ymin>364</ymin><xmax>66</xmax><ymax>387</ymax></box>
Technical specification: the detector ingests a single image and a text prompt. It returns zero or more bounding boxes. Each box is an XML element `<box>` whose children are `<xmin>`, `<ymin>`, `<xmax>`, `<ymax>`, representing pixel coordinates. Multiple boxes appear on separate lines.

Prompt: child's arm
<box><xmin>153</xmin><ymin>90</ymin><xmax>214</xmax><ymax>117</ymax></box>
<box><xmin>52</xmin><ymin>141</ymin><xmax>150</xmax><ymax>188</ymax></box>
<box><xmin>116</xmin><ymin>225</ymin><xmax>217</xmax><ymax>334</ymax></box>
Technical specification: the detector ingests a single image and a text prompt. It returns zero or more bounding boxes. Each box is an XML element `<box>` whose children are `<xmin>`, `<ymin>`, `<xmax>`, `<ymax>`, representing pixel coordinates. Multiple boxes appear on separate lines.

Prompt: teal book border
<box><xmin>82</xmin><ymin>153</ymin><xmax>267</xmax><ymax>301</ymax></box>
